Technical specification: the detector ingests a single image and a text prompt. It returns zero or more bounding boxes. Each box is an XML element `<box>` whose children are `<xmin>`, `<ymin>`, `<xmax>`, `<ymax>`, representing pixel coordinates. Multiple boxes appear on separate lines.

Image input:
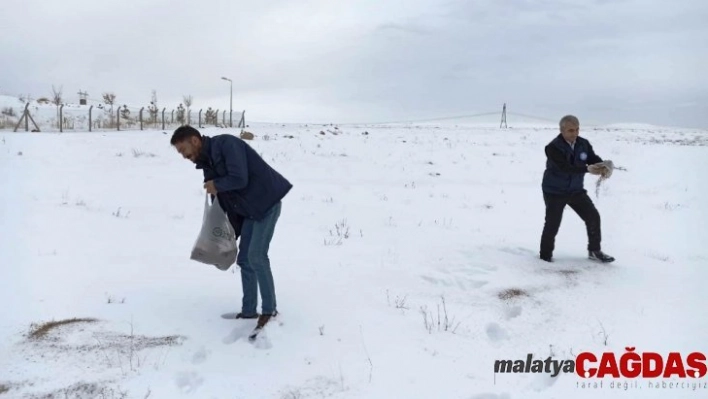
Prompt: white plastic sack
<box><xmin>190</xmin><ymin>194</ymin><xmax>237</xmax><ymax>271</ymax></box>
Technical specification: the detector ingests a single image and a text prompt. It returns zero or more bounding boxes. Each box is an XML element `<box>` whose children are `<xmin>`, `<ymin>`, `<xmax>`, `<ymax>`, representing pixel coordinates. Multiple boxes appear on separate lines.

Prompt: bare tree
<box><xmin>102</xmin><ymin>92</ymin><xmax>116</xmax><ymax>128</ymax></box>
<box><xmin>148</xmin><ymin>90</ymin><xmax>158</xmax><ymax>124</ymax></box>
<box><xmin>182</xmin><ymin>95</ymin><xmax>193</xmax><ymax>109</ymax></box>
<box><xmin>102</xmin><ymin>92</ymin><xmax>116</xmax><ymax>113</ymax></box>
<box><xmin>52</xmin><ymin>85</ymin><xmax>63</xmax><ymax>129</ymax></box>
<box><xmin>176</xmin><ymin>103</ymin><xmax>185</xmax><ymax>125</ymax></box>
<box><xmin>205</xmin><ymin>107</ymin><xmax>216</xmax><ymax>124</ymax></box>
<box><xmin>51</xmin><ymin>85</ymin><xmax>63</xmax><ymax>106</ymax></box>
<box><xmin>183</xmin><ymin>95</ymin><xmax>193</xmax><ymax>124</ymax></box>
<box><xmin>120</xmin><ymin>104</ymin><xmax>130</xmax><ymax>120</ymax></box>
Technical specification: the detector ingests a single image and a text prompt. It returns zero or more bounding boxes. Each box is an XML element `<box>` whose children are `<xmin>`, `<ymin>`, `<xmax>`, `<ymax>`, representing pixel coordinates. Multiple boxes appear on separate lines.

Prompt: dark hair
<box><xmin>170</xmin><ymin>125</ymin><xmax>201</xmax><ymax>145</ymax></box>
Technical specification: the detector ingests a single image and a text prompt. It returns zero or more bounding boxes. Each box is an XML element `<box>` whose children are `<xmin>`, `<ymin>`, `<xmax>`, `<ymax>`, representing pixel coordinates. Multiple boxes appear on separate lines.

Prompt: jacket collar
<box><xmin>554</xmin><ymin>134</ymin><xmax>579</xmax><ymax>152</ymax></box>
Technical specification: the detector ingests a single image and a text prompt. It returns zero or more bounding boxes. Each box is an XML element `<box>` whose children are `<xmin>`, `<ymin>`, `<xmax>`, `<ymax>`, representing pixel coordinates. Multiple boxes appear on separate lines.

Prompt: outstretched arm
<box><xmin>586</xmin><ymin>142</ymin><xmax>603</xmax><ymax>165</ymax></box>
<box><xmin>212</xmin><ymin>137</ymin><xmax>249</xmax><ymax>192</ymax></box>
<box><xmin>545</xmin><ymin>144</ymin><xmax>588</xmax><ymax>174</ymax></box>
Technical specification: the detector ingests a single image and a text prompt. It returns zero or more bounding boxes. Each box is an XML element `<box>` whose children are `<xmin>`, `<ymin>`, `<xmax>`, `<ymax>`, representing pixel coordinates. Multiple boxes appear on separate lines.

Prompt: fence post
<box><xmin>117</xmin><ymin>109</ymin><xmax>120</xmax><ymax>131</ymax></box>
<box><xmin>89</xmin><ymin>106</ymin><xmax>93</xmax><ymax>132</ymax></box>
<box><xmin>215</xmin><ymin>110</ymin><xmax>219</xmax><ymax>126</ymax></box>
<box><xmin>162</xmin><ymin>108</ymin><xmax>166</xmax><ymax>130</ymax></box>
<box><xmin>59</xmin><ymin>104</ymin><xmax>64</xmax><ymax>132</ymax></box>
<box><xmin>199</xmin><ymin>109</ymin><xmax>203</xmax><ymax>128</ymax></box>
<box><xmin>239</xmin><ymin>110</ymin><xmax>246</xmax><ymax>128</ymax></box>
<box><xmin>24</xmin><ymin>103</ymin><xmax>29</xmax><ymax>131</ymax></box>
<box><xmin>171</xmin><ymin>110</ymin><xmax>174</xmax><ymax>124</ymax></box>
<box><xmin>187</xmin><ymin>110</ymin><xmax>191</xmax><ymax>125</ymax></box>
<box><xmin>139</xmin><ymin>107</ymin><xmax>144</xmax><ymax>130</ymax></box>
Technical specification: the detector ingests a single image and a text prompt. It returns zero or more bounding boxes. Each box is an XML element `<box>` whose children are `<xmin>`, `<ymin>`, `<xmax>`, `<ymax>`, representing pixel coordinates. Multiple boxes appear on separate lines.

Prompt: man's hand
<box><xmin>204</xmin><ymin>180</ymin><xmax>217</xmax><ymax>195</ymax></box>
<box><xmin>588</xmin><ymin>161</ymin><xmax>614</xmax><ymax>178</ymax></box>
<box><xmin>587</xmin><ymin>164</ymin><xmax>605</xmax><ymax>175</ymax></box>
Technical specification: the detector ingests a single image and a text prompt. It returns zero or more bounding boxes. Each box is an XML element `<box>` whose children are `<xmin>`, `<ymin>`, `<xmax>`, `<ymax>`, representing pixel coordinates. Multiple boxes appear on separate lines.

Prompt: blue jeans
<box><xmin>236</xmin><ymin>202</ymin><xmax>281</xmax><ymax>316</ymax></box>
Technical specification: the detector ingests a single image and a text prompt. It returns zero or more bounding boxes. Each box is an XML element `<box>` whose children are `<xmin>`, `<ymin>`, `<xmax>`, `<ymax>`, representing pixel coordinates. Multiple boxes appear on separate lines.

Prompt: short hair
<box><xmin>170</xmin><ymin>125</ymin><xmax>201</xmax><ymax>145</ymax></box>
<box><xmin>559</xmin><ymin>115</ymin><xmax>579</xmax><ymax>130</ymax></box>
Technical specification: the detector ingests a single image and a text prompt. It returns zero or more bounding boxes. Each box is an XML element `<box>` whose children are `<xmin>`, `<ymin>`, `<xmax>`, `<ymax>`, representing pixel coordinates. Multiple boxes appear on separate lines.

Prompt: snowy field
<box><xmin>0</xmin><ymin>122</ymin><xmax>707</xmax><ymax>398</ymax></box>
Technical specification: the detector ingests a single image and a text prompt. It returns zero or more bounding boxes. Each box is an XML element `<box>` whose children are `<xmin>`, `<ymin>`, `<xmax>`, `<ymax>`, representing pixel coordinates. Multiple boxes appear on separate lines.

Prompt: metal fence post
<box><xmin>89</xmin><ymin>106</ymin><xmax>93</xmax><ymax>132</ymax></box>
<box><xmin>59</xmin><ymin>104</ymin><xmax>64</xmax><ymax>132</ymax></box>
<box><xmin>139</xmin><ymin>107</ymin><xmax>144</xmax><ymax>130</ymax></box>
<box><xmin>117</xmin><ymin>109</ymin><xmax>120</xmax><ymax>131</ymax></box>
<box><xmin>199</xmin><ymin>109</ymin><xmax>202</xmax><ymax>128</ymax></box>
<box><xmin>162</xmin><ymin>108</ymin><xmax>166</xmax><ymax>130</ymax></box>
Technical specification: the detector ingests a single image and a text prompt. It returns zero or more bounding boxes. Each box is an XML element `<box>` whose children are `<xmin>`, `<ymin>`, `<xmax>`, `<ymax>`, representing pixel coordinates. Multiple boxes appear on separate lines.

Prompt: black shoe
<box><xmin>540</xmin><ymin>253</ymin><xmax>553</xmax><ymax>262</ymax></box>
<box><xmin>235</xmin><ymin>312</ymin><xmax>259</xmax><ymax>319</ymax></box>
<box><xmin>589</xmin><ymin>250</ymin><xmax>615</xmax><ymax>263</ymax></box>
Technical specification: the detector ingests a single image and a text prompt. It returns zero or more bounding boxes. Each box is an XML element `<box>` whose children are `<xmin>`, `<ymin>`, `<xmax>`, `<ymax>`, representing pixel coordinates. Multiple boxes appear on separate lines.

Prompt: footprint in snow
<box><xmin>191</xmin><ymin>346</ymin><xmax>209</xmax><ymax>365</ymax></box>
<box><xmin>223</xmin><ymin>324</ymin><xmax>257</xmax><ymax>344</ymax></box>
<box><xmin>175</xmin><ymin>371</ymin><xmax>204</xmax><ymax>394</ymax></box>
<box><xmin>252</xmin><ymin>335</ymin><xmax>273</xmax><ymax>350</ymax></box>
<box><xmin>486</xmin><ymin>323</ymin><xmax>509</xmax><ymax>342</ymax></box>
<box><xmin>503</xmin><ymin>305</ymin><xmax>522</xmax><ymax>320</ymax></box>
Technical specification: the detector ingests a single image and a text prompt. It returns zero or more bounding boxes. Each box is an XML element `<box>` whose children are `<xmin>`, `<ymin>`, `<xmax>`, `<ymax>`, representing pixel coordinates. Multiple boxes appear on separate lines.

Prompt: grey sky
<box><xmin>1</xmin><ymin>0</ymin><xmax>706</xmax><ymax>127</ymax></box>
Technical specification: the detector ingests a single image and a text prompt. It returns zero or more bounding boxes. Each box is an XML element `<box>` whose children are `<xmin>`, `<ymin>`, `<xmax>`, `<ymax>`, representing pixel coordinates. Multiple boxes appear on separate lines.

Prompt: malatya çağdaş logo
<box><xmin>494</xmin><ymin>348</ymin><xmax>707</xmax><ymax>380</ymax></box>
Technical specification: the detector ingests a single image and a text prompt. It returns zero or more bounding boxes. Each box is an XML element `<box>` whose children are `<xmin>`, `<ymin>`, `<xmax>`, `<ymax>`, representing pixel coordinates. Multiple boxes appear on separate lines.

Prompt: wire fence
<box><xmin>0</xmin><ymin>102</ymin><xmax>245</xmax><ymax>133</ymax></box>
<box><xmin>1</xmin><ymin>97</ymin><xmax>617</xmax><ymax>133</ymax></box>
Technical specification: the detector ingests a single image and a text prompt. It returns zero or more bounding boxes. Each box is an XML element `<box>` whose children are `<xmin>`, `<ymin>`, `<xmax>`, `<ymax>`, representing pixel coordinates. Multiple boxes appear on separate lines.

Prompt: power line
<box><xmin>77</xmin><ymin>90</ymin><xmax>88</xmax><ymax>105</ymax></box>
<box><xmin>341</xmin><ymin>111</ymin><xmax>501</xmax><ymax>125</ymax></box>
<box><xmin>506</xmin><ymin>111</ymin><xmax>557</xmax><ymax>123</ymax></box>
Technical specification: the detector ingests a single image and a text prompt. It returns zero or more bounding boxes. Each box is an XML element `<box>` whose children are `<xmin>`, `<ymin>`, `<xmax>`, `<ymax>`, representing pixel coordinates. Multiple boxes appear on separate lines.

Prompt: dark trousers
<box><xmin>540</xmin><ymin>191</ymin><xmax>601</xmax><ymax>256</ymax></box>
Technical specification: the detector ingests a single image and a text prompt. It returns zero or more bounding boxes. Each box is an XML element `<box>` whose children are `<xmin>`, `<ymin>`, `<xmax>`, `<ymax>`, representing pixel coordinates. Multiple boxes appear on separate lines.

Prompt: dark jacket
<box><xmin>541</xmin><ymin>134</ymin><xmax>602</xmax><ymax>195</ymax></box>
<box><xmin>195</xmin><ymin>134</ymin><xmax>292</xmax><ymax>225</ymax></box>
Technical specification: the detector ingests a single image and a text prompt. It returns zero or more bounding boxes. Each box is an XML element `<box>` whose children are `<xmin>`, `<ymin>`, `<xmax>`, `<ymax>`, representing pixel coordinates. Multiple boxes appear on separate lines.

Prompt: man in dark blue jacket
<box><xmin>540</xmin><ymin>115</ymin><xmax>614</xmax><ymax>263</ymax></box>
<box><xmin>171</xmin><ymin>126</ymin><xmax>292</xmax><ymax>329</ymax></box>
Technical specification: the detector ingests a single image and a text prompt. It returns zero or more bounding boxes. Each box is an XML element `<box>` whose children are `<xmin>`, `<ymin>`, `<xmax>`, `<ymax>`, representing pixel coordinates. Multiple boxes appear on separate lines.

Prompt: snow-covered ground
<box><xmin>0</xmin><ymin>122</ymin><xmax>707</xmax><ymax>398</ymax></box>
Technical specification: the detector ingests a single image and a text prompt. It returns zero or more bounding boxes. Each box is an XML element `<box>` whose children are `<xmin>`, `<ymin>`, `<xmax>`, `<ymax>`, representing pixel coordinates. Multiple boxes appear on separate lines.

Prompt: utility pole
<box><xmin>221</xmin><ymin>76</ymin><xmax>233</xmax><ymax>127</ymax></box>
<box><xmin>500</xmin><ymin>103</ymin><xmax>508</xmax><ymax>128</ymax></box>
<box><xmin>77</xmin><ymin>90</ymin><xmax>88</xmax><ymax>105</ymax></box>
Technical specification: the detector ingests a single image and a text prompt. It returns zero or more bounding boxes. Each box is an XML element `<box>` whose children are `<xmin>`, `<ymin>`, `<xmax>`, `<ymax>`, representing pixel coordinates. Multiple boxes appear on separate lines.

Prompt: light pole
<box><xmin>221</xmin><ymin>76</ymin><xmax>232</xmax><ymax>127</ymax></box>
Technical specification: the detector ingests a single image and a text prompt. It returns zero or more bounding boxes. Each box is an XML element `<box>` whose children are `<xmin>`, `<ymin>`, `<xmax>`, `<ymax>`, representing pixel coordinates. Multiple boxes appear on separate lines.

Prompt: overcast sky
<box><xmin>1</xmin><ymin>0</ymin><xmax>706</xmax><ymax>127</ymax></box>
